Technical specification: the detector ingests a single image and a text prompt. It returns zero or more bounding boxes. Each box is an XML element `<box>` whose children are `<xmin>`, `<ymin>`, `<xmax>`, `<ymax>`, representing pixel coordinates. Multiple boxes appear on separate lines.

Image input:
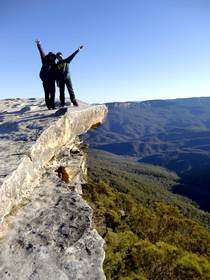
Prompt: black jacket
<box><xmin>37</xmin><ymin>43</ymin><xmax>57</xmax><ymax>82</ymax></box>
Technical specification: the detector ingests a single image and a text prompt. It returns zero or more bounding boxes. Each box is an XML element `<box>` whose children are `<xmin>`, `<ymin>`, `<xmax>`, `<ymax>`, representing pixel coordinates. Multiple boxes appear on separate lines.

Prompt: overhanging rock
<box><xmin>0</xmin><ymin>99</ymin><xmax>107</xmax><ymax>280</ymax></box>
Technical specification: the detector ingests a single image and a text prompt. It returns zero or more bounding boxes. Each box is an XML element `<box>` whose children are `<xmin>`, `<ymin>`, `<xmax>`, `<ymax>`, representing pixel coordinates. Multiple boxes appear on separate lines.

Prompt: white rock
<box><xmin>0</xmin><ymin>98</ymin><xmax>107</xmax><ymax>280</ymax></box>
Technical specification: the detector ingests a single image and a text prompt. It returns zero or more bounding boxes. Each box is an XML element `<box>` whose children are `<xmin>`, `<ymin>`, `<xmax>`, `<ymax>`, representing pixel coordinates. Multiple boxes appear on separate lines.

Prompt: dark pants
<box><xmin>43</xmin><ymin>81</ymin><xmax>55</xmax><ymax>109</ymax></box>
<box><xmin>59</xmin><ymin>78</ymin><xmax>76</xmax><ymax>106</ymax></box>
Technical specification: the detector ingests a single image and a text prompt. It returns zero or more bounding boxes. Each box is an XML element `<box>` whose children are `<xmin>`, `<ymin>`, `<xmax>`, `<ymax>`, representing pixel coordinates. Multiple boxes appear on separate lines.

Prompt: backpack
<box><xmin>39</xmin><ymin>63</ymin><xmax>57</xmax><ymax>81</ymax></box>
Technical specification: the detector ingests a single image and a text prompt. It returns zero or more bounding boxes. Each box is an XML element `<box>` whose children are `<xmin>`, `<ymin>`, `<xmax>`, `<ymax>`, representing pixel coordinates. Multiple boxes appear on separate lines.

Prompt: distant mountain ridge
<box><xmin>106</xmin><ymin>96</ymin><xmax>210</xmax><ymax>108</ymax></box>
<box><xmin>87</xmin><ymin>97</ymin><xmax>210</xmax><ymax>211</ymax></box>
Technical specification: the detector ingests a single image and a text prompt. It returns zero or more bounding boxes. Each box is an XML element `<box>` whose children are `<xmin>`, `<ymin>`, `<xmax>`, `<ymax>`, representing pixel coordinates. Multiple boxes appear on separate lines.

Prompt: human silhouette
<box><xmin>56</xmin><ymin>46</ymin><xmax>83</xmax><ymax>107</ymax></box>
<box><xmin>36</xmin><ymin>40</ymin><xmax>57</xmax><ymax>110</ymax></box>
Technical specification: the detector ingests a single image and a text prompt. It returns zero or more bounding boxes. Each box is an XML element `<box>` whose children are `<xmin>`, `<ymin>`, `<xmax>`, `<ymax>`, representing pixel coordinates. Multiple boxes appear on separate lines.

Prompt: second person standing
<box><xmin>56</xmin><ymin>45</ymin><xmax>84</xmax><ymax>107</ymax></box>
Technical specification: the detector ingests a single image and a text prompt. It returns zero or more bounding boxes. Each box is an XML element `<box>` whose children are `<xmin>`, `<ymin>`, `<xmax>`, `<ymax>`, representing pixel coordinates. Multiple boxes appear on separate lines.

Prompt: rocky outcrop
<box><xmin>0</xmin><ymin>99</ymin><xmax>107</xmax><ymax>280</ymax></box>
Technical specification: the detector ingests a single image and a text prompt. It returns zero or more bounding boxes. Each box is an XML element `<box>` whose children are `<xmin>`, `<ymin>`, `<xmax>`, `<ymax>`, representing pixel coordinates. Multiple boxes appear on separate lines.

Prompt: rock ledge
<box><xmin>0</xmin><ymin>99</ymin><xmax>107</xmax><ymax>280</ymax></box>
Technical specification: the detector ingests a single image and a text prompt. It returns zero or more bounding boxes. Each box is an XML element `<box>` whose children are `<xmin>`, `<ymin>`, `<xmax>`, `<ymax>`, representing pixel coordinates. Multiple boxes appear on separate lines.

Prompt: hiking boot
<box><xmin>72</xmin><ymin>100</ymin><xmax>79</xmax><ymax>106</ymax></box>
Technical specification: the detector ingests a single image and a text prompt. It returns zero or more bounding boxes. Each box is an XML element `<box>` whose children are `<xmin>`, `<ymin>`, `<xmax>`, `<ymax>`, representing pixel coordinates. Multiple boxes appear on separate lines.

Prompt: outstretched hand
<box><xmin>79</xmin><ymin>45</ymin><xmax>84</xmax><ymax>50</ymax></box>
<box><xmin>35</xmin><ymin>39</ymin><xmax>41</xmax><ymax>45</ymax></box>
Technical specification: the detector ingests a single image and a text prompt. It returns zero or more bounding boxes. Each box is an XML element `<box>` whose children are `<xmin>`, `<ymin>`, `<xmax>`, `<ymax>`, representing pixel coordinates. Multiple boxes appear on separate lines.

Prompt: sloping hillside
<box><xmin>84</xmin><ymin>150</ymin><xmax>210</xmax><ymax>280</ymax></box>
<box><xmin>88</xmin><ymin>150</ymin><xmax>210</xmax><ymax>228</ymax></box>
<box><xmin>86</xmin><ymin>97</ymin><xmax>210</xmax><ymax>211</ymax></box>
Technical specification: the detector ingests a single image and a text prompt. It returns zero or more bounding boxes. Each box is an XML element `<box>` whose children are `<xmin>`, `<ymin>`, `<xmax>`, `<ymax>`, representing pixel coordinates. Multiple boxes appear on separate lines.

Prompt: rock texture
<box><xmin>0</xmin><ymin>98</ymin><xmax>107</xmax><ymax>280</ymax></box>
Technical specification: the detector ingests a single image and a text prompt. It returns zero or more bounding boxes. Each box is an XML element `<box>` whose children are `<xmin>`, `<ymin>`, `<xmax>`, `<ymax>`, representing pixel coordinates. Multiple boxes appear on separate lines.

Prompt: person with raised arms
<box><xmin>36</xmin><ymin>39</ymin><xmax>58</xmax><ymax>110</ymax></box>
<box><xmin>56</xmin><ymin>45</ymin><xmax>84</xmax><ymax>107</ymax></box>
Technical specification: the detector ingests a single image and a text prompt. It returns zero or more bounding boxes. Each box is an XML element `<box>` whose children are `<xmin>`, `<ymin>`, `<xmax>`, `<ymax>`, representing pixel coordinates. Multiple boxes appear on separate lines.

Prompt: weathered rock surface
<box><xmin>0</xmin><ymin>98</ymin><xmax>89</xmax><ymax>188</ymax></box>
<box><xmin>0</xmin><ymin>98</ymin><xmax>107</xmax><ymax>279</ymax></box>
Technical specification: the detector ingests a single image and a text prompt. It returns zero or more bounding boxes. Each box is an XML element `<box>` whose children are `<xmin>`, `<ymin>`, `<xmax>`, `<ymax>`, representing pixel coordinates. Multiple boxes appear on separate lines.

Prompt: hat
<box><xmin>56</xmin><ymin>52</ymin><xmax>63</xmax><ymax>57</ymax></box>
<box><xmin>47</xmin><ymin>52</ymin><xmax>56</xmax><ymax>58</ymax></box>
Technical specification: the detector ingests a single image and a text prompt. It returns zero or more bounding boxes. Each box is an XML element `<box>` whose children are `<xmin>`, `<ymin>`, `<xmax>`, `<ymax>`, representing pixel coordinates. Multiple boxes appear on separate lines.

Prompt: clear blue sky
<box><xmin>1</xmin><ymin>0</ymin><xmax>210</xmax><ymax>103</ymax></box>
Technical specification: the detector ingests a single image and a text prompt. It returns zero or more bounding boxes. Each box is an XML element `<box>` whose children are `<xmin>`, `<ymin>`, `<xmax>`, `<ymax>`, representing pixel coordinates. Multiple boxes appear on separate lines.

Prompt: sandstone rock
<box><xmin>0</xmin><ymin>172</ymin><xmax>105</xmax><ymax>280</ymax></box>
<box><xmin>0</xmin><ymin>99</ymin><xmax>107</xmax><ymax>280</ymax></box>
<box><xmin>0</xmin><ymin>99</ymin><xmax>107</xmax><ymax>227</ymax></box>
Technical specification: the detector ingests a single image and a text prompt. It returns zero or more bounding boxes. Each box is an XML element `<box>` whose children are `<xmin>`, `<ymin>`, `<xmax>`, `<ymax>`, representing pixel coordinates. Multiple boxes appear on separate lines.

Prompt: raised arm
<box><xmin>35</xmin><ymin>39</ymin><xmax>46</xmax><ymax>64</ymax></box>
<box><xmin>63</xmin><ymin>45</ymin><xmax>83</xmax><ymax>63</ymax></box>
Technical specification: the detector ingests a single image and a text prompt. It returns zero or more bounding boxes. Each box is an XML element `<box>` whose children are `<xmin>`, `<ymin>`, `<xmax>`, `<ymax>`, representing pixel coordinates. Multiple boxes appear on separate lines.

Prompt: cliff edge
<box><xmin>0</xmin><ymin>99</ymin><xmax>107</xmax><ymax>280</ymax></box>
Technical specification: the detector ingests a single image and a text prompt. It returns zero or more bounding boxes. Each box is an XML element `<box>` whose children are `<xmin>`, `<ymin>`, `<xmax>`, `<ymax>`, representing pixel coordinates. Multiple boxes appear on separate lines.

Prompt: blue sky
<box><xmin>1</xmin><ymin>0</ymin><xmax>210</xmax><ymax>103</ymax></box>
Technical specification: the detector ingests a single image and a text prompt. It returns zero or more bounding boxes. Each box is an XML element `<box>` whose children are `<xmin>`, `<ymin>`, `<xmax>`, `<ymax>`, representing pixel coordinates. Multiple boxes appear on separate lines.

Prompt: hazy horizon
<box><xmin>1</xmin><ymin>95</ymin><xmax>210</xmax><ymax>105</ymax></box>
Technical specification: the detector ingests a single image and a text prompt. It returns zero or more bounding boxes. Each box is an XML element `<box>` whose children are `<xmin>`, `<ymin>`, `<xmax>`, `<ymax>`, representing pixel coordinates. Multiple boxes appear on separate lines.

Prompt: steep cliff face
<box><xmin>0</xmin><ymin>99</ymin><xmax>107</xmax><ymax>280</ymax></box>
